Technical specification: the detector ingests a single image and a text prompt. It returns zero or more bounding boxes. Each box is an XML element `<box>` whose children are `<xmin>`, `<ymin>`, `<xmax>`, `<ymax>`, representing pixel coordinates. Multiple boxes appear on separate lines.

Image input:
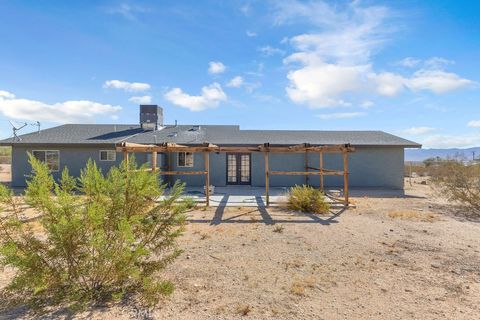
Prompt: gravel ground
<box><xmin>0</xmin><ymin>178</ymin><xmax>479</xmax><ymax>319</ymax></box>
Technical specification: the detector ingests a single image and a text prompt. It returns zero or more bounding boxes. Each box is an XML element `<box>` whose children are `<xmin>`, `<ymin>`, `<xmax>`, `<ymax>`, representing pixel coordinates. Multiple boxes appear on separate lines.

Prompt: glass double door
<box><xmin>227</xmin><ymin>153</ymin><xmax>251</xmax><ymax>185</ymax></box>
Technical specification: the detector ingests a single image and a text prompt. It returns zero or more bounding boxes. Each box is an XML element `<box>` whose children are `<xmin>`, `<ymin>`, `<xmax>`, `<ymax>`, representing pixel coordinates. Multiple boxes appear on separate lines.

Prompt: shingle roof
<box><xmin>0</xmin><ymin>124</ymin><xmax>421</xmax><ymax>148</ymax></box>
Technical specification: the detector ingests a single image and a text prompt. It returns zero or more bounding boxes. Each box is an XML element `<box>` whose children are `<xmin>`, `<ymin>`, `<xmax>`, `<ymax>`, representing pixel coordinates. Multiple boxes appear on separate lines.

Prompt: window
<box><xmin>100</xmin><ymin>150</ymin><xmax>116</xmax><ymax>161</ymax></box>
<box><xmin>177</xmin><ymin>152</ymin><xmax>194</xmax><ymax>167</ymax></box>
<box><xmin>32</xmin><ymin>150</ymin><xmax>59</xmax><ymax>172</ymax></box>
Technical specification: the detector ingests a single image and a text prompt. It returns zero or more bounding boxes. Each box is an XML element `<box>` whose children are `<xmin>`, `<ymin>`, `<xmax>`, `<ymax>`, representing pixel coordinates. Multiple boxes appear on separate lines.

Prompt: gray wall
<box><xmin>12</xmin><ymin>146</ymin><xmax>404</xmax><ymax>189</ymax></box>
<box><xmin>11</xmin><ymin>146</ymin><xmax>147</xmax><ymax>187</ymax></box>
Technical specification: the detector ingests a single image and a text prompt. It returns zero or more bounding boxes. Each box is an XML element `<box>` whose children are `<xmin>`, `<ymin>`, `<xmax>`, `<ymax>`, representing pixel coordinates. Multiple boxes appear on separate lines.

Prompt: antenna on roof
<box><xmin>30</xmin><ymin>121</ymin><xmax>41</xmax><ymax>133</ymax></box>
<box><xmin>9</xmin><ymin>120</ymin><xmax>28</xmax><ymax>142</ymax></box>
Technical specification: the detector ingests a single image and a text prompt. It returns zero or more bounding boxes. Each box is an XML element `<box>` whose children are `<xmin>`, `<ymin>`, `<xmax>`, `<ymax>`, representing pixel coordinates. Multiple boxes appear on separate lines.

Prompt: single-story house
<box><xmin>0</xmin><ymin>105</ymin><xmax>420</xmax><ymax>190</ymax></box>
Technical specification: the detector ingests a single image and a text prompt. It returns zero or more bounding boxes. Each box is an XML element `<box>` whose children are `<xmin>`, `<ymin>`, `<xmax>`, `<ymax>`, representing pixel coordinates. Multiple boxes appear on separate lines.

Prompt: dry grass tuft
<box><xmin>290</xmin><ymin>276</ymin><xmax>316</xmax><ymax>296</ymax></box>
<box><xmin>387</xmin><ymin>210</ymin><xmax>437</xmax><ymax>222</ymax></box>
<box><xmin>236</xmin><ymin>304</ymin><xmax>252</xmax><ymax>316</ymax></box>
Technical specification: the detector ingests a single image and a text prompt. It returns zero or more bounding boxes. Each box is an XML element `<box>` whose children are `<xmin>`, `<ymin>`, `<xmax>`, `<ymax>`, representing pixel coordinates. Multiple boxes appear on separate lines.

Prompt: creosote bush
<box><xmin>286</xmin><ymin>185</ymin><xmax>330</xmax><ymax>214</ymax></box>
<box><xmin>0</xmin><ymin>154</ymin><xmax>188</xmax><ymax>311</ymax></box>
<box><xmin>430</xmin><ymin>160</ymin><xmax>480</xmax><ymax>216</ymax></box>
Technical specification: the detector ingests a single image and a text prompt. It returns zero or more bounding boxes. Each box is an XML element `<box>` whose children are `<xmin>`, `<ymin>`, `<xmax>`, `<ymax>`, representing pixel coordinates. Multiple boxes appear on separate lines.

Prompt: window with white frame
<box><xmin>32</xmin><ymin>150</ymin><xmax>60</xmax><ymax>172</ymax></box>
<box><xmin>99</xmin><ymin>150</ymin><xmax>116</xmax><ymax>161</ymax></box>
<box><xmin>177</xmin><ymin>152</ymin><xmax>194</xmax><ymax>167</ymax></box>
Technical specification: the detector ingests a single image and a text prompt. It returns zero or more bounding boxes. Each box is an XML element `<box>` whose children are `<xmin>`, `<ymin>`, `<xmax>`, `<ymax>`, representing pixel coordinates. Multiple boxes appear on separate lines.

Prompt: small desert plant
<box><xmin>182</xmin><ymin>197</ymin><xmax>196</xmax><ymax>209</ymax></box>
<box><xmin>286</xmin><ymin>185</ymin><xmax>330</xmax><ymax>214</ymax></box>
<box><xmin>430</xmin><ymin>160</ymin><xmax>480</xmax><ymax>215</ymax></box>
<box><xmin>0</xmin><ymin>154</ymin><xmax>188</xmax><ymax>311</ymax></box>
<box><xmin>273</xmin><ymin>225</ymin><xmax>284</xmax><ymax>233</ymax></box>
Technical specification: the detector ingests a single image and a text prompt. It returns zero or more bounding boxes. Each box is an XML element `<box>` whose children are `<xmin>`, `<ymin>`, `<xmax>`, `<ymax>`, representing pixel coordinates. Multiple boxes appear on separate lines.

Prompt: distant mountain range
<box><xmin>405</xmin><ymin>147</ymin><xmax>480</xmax><ymax>162</ymax></box>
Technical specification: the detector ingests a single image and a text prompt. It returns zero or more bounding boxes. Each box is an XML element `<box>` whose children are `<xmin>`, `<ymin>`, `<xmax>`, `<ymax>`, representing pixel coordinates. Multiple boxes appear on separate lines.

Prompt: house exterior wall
<box><xmin>11</xmin><ymin>145</ymin><xmax>404</xmax><ymax>190</ymax></box>
<box><xmin>11</xmin><ymin>146</ymin><xmax>147</xmax><ymax>187</ymax></box>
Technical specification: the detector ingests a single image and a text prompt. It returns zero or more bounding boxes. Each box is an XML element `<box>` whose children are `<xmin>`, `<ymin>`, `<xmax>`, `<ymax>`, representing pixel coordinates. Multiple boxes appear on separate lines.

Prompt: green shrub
<box><xmin>0</xmin><ymin>154</ymin><xmax>187</xmax><ymax>311</ymax></box>
<box><xmin>286</xmin><ymin>185</ymin><xmax>330</xmax><ymax>214</ymax></box>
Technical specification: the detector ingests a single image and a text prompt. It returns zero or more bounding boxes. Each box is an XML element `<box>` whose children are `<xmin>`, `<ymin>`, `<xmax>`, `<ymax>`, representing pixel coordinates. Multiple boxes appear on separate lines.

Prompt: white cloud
<box><xmin>396</xmin><ymin>57</ymin><xmax>421</xmax><ymax>68</ymax></box>
<box><xmin>402</xmin><ymin>127</ymin><xmax>435</xmax><ymax>135</ymax></box>
<box><xmin>468</xmin><ymin>120</ymin><xmax>480</xmax><ymax>128</ymax></box>
<box><xmin>0</xmin><ymin>90</ymin><xmax>15</xmax><ymax>99</ymax></box>
<box><xmin>284</xmin><ymin>53</ymin><xmax>366</xmax><ymax>108</ymax></box>
<box><xmin>246</xmin><ymin>30</ymin><xmax>257</xmax><ymax>37</ymax></box>
<box><xmin>259</xmin><ymin>46</ymin><xmax>285</xmax><ymax>56</ymax></box>
<box><xmin>0</xmin><ymin>91</ymin><xmax>121</xmax><ymax>123</ymax></box>
<box><xmin>129</xmin><ymin>95</ymin><xmax>152</xmax><ymax>104</ymax></box>
<box><xmin>406</xmin><ymin>69</ymin><xmax>473</xmax><ymax>94</ymax></box>
<box><xmin>105</xmin><ymin>3</ymin><xmax>148</xmax><ymax>21</ymax></box>
<box><xmin>279</xmin><ymin>1</ymin><xmax>390</xmax><ymax>107</ymax></box>
<box><xmin>370</xmin><ymin>72</ymin><xmax>405</xmax><ymax>96</ymax></box>
<box><xmin>208</xmin><ymin>61</ymin><xmax>226</xmax><ymax>74</ymax></box>
<box><xmin>424</xmin><ymin>57</ymin><xmax>454</xmax><ymax>69</ymax></box>
<box><xmin>360</xmin><ymin>100</ymin><xmax>374</xmax><ymax>108</ymax></box>
<box><xmin>226</xmin><ymin>76</ymin><xmax>244</xmax><ymax>88</ymax></box>
<box><xmin>316</xmin><ymin>112</ymin><xmax>366</xmax><ymax>120</ymax></box>
<box><xmin>276</xmin><ymin>1</ymin><xmax>475</xmax><ymax>108</ymax></box>
<box><xmin>164</xmin><ymin>83</ymin><xmax>227</xmax><ymax>111</ymax></box>
<box><xmin>421</xmin><ymin>134</ymin><xmax>480</xmax><ymax>149</ymax></box>
<box><xmin>104</xmin><ymin>80</ymin><xmax>151</xmax><ymax>92</ymax></box>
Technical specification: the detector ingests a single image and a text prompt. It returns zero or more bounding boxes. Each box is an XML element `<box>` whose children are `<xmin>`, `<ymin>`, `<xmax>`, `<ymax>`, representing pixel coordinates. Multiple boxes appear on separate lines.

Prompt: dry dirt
<box><xmin>0</xmin><ymin>176</ymin><xmax>479</xmax><ymax>319</ymax></box>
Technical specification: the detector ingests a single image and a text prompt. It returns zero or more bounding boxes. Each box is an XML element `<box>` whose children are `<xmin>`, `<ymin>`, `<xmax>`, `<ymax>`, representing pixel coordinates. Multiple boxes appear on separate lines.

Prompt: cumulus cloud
<box><xmin>104</xmin><ymin>80</ymin><xmax>151</xmax><ymax>92</ymax></box>
<box><xmin>284</xmin><ymin>53</ymin><xmax>366</xmax><ymax>108</ymax></box>
<box><xmin>246</xmin><ymin>30</ymin><xmax>257</xmax><ymax>37</ymax></box>
<box><xmin>278</xmin><ymin>1</ymin><xmax>390</xmax><ymax>107</ymax></box>
<box><xmin>0</xmin><ymin>91</ymin><xmax>121</xmax><ymax>123</ymax></box>
<box><xmin>468</xmin><ymin>120</ymin><xmax>480</xmax><ymax>128</ymax></box>
<box><xmin>208</xmin><ymin>61</ymin><xmax>226</xmax><ymax>74</ymax></box>
<box><xmin>406</xmin><ymin>69</ymin><xmax>473</xmax><ymax>94</ymax></box>
<box><xmin>316</xmin><ymin>112</ymin><xmax>366</xmax><ymax>120</ymax></box>
<box><xmin>370</xmin><ymin>72</ymin><xmax>405</xmax><ymax>96</ymax></box>
<box><xmin>164</xmin><ymin>83</ymin><xmax>227</xmax><ymax>111</ymax></box>
<box><xmin>226</xmin><ymin>76</ymin><xmax>244</xmax><ymax>88</ymax></box>
<box><xmin>402</xmin><ymin>127</ymin><xmax>435</xmax><ymax>135</ymax></box>
<box><xmin>275</xmin><ymin>1</ymin><xmax>475</xmax><ymax>107</ymax></box>
<box><xmin>129</xmin><ymin>95</ymin><xmax>152</xmax><ymax>104</ymax></box>
<box><xmin>0</xmin><ymin>90</ymin><xmax>15</xmax><ymax>99</ymax></box>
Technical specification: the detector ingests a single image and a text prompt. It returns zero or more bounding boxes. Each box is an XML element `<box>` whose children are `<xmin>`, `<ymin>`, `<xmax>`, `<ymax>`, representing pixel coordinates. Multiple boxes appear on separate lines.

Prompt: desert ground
<box><xmin>0</xmin><ymin>164</ymin><xmax>479</xmax><ymax>319</ymax></box>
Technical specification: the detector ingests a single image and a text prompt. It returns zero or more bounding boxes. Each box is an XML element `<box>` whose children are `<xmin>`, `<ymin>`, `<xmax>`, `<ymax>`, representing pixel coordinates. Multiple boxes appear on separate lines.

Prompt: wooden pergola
<box><xmin>116</xmin><ymin>142</ymin><xmax>355</xmax><ymax>207</ymax></box>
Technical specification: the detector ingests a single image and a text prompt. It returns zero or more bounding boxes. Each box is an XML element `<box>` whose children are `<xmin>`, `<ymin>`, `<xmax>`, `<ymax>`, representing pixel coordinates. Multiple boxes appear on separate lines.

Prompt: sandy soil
<box><xmin>0</xmin><ymin>177</ymin><xmax>479</xmax><ymax>319</ymax></box>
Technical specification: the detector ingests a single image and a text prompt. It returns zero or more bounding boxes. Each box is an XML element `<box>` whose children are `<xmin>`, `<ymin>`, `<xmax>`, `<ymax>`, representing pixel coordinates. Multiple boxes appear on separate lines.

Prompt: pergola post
<box><xmin>151</xmin><ymin>151</ymin><xmax>157</xmax><ymax>172</ymax></box>
<box><xmin>204</xmin><ymin>152</ymin><xmax>210</xmax><ymax>207</ymax></box>
<box><xmin>124</xmin><ymin>151</ymin><xmax>129</xmax><ymax>166</ymax></box>
<box><xmin>264</xmin><ymin>151</ymin><xmax>270</xmax><ymax>207</ymax></box>
<box><xmin>319</xmin><ymin>152</ymin><xmax>324</xmax><ymax>192</ymax></box>
<box><xmin>343</xmin><ymin>151</ymin><xmax>349</xmax><ymax>205</ymax></box>
<box><xmin>305</xmin><ymin>150</ymin><xmax>309</xmax><ymax>186</ymax></box>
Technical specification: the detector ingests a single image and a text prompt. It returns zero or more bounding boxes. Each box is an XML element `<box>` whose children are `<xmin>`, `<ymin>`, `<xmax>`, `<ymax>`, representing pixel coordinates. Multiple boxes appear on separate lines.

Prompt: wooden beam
<box><xmin>343</xmin><ymin>151</ymin><xmax>349</xmax><ymax>205</ymax></box>
<box><xmin>264</xmin><ymin>151</ymin><xmax>270</xmax><ymax>207</ymax></box>
<box><xmin>157</xmin><ymin>171</ymin><xmax>207</xmax><ymax>175</ymax></box>
<box><xmin>204</xmin><ymin>152</ymin><xmax>210</xmax><ymax>207</ymax></box>
<box><xmin>116</xmin><ymin>143</ymin><xmax>355</xmax><ymax>154</ymax></box>
<box><xmin>270</xmin><ymin>170</ymin><xmax>344</xmax><ymax>176</ymax></box>
<box><xmin>319</xmin><ymin>152</ymin><xmax>324</xmax><ymax>192</ymax></box>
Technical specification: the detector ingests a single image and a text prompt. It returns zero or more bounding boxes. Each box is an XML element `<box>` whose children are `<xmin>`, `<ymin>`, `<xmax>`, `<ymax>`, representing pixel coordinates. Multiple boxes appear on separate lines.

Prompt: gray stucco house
<box><xmin>0</xmin><ymin>105</ymin><xmax>420</xmax><ymax>189</ymax></box>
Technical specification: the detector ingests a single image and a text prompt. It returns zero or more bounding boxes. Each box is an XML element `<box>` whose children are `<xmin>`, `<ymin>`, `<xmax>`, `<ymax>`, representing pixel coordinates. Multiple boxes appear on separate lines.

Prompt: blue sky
<box><xmin>0</xmin><ymin>0</ymin><xmax>479</xmax><ymax>148</ymax></box>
